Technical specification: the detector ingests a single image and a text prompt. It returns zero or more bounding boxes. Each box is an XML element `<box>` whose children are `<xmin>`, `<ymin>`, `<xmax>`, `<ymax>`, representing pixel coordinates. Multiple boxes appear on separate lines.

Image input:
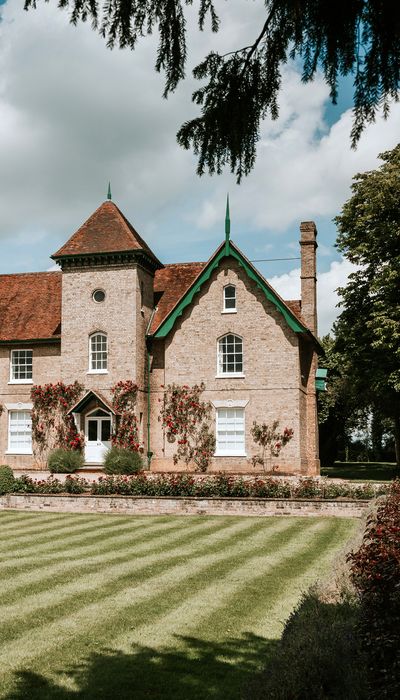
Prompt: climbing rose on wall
<box><xmin>160</xmin><ymin>383</ymin><xmax>215</xmax><ymax>472</ymax></box>
<box><xmin>30</xmin><ymin>381</ymin><xmax>84</xmax><ymax>464</ymax></box>
<box><xmin>251</xmin><ymin>420</ymin><xmax>294</xmax><ymax>470</ymax></box>
<box><xmin>111</xmin><ymin>380</ymin><xmax>141</xmax><ymax>452</ymax></box>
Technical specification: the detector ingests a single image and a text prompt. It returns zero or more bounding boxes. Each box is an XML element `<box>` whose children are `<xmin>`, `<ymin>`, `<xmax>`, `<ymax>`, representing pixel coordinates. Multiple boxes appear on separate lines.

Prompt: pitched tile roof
<box><xmin>0</xmin><ymin>264</ymin><xmax>305</xmax><ymax>342</ymax></box>
<box><xmin>150</xmin><ymin>262</ymin><xmax>206</xmax><ymax>335</ymax></box>
<box><xmin>52</xmin><ymin>200</ymin><xmax>161</xmax><ymax>264</ymax></box>
<box><xmin>0</xmin><ymin>272</ymin><xmax>61</xmax><ymax>342</ymax></box>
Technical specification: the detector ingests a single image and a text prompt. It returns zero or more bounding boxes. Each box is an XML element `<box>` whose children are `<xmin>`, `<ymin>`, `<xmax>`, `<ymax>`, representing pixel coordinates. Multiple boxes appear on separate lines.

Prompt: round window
<box><xmin>92</xmin><ymin>289</ymin><xmax>106</xmax><ymax>303</ymax></box>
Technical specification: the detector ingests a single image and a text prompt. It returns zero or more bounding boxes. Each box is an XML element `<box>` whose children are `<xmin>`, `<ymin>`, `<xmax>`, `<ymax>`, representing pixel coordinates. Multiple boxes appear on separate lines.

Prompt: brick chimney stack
<box><xmin>300</xmin><ymin>221</ymin><xmax>318</xmax><ymax>336</ymax></box>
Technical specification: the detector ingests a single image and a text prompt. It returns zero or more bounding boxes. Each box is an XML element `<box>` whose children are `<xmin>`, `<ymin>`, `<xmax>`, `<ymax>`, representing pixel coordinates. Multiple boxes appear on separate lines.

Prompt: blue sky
<box><xmin>0</xmin><ymin>1</ymin><xmax>399</xmax><ymax>334</ymax></box>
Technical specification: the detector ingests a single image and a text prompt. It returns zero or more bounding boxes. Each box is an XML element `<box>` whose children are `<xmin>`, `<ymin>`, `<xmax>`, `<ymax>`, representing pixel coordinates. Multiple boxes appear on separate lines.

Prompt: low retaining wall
<box><xmin>0</xmin><ymin>494</ymin><xmax>369</xmax><ymax>518</ymax></box>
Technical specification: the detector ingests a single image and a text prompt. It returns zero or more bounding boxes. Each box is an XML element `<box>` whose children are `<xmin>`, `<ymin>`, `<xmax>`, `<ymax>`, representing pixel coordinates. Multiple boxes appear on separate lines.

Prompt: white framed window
<box><xmin>8</xmin><ymin>410</ymin><xmax>32</xmax><ymax>454</ymax></box>
<box><xmin>10</xmin><ymin>349</ymin><xmax>33</xmax><ymax>383</ymax></box>
<box><xmin>215</xmin><ymin>407</ymin><xmax>245</xmax><ymax>456</ymax></box>
<box><xmin>217</xmin><ymin>334</ymin><xmax>244</xmax><ymax>376</ymax></box>
<box><xmin>223</xmin><ymin>285</ymin><xmax>236</xmax><ymax>313</ymax></box>
<box><xmin>89</xmin><ymin>332</ymin><xmax>108</xmax><ymax>372</ymax></box>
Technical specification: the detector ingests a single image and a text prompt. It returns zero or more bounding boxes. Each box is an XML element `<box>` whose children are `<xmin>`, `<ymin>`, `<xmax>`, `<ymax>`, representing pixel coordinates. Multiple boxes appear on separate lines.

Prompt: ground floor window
<box><xmin>8</xmin><ymin>410</ymin><xmax>32</xmax><ymax>454</ymax></box>
<box><xmin>215</xmin><ymin>407</ymin><xmax>245</xmax><ymax>456</ymax></box>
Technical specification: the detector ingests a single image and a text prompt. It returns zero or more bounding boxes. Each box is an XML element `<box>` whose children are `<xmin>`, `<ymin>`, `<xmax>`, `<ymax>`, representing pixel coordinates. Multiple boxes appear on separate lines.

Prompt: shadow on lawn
<box><xmin>6</xmin><ymin>633</ymin><xmax>276</xmax><ymax>700</ymax></box>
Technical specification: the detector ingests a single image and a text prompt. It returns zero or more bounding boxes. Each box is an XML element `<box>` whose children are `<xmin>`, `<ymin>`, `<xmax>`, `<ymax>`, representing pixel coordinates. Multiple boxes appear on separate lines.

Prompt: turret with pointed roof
<box><xmin>52</xmin><ymin>200</ymin><xmax>162</xmax><ymax>272</ymax></box>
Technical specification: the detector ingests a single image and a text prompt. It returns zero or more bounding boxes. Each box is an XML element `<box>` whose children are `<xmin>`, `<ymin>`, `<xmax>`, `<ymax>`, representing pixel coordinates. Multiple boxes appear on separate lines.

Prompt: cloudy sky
<box><xmin>1</xmin><ymin>0</ymin><xmax>399</xmax><ymax>335</ymax></box>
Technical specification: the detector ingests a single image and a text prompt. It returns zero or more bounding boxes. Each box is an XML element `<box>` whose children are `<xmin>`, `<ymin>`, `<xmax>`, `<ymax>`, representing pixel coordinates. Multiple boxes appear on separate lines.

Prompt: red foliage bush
<box><xmin>348</xmin><ymin>480</ymin><xmax>400</xmax><ymax>698</ymax></box>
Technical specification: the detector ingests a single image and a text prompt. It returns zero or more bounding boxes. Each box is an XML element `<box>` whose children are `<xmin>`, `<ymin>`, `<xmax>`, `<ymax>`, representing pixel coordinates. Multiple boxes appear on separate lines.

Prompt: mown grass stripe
<box><xmin>193</xmin><ymin>518</ymin><xmax>356</xmax><ymax>641</ymax></box>
<box><xmin>0</xmin><ymin>517</ymin><xmax>243</xmax><ymax>596</ymax></box>
<box><xmin>0</xmin><ymin>518</ymin><xmax>301</xmax><ymax>672</ymax></box>
<box><xmin>0</xmin><ymin>517</ymin><xmax>277</xmax><ymax>636</ymax></box>
<box><xmin>248</xmin><ymin>518</ymin><xmax>359</xmax><ymax>639</ymax></box>
<box><xmin>0</xmin><ymin>515</ymin><xmax>180</xmax><ymax>565</ymax></box>
<box><xmin>0</xmin><ymin>513</ymin><xmax>156</xmax><ymax>554</ymax></box>
<box><xmin>0</xmin><ymin>512</ymin><xmax>75</xmax><ymax>531</ymax></box>
<box><xmin>0</xmin><ymin>511</ymin><xmax>97</xmax><ymax>535</ymax></box>
<box><xmin>111</xmin><ymin>519</ymin><xmax>330</xmax><ymax>652</ymax></box>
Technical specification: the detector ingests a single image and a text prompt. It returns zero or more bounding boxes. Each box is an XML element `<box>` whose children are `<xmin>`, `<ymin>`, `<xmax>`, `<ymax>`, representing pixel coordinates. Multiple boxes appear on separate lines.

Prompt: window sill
<box><xmin>5</xmin><ymin>450</ymin><xmax>33</xmax><ymax>456</ymax></box>
<box><xmin>214</xmin><ymin>452</ymin><xmax>247</xmax><ymax>458</ymax></box>
<box><xmin>87</xmin><ymin>370</ymin><xmax>108</xmax><ymax>375</ymax></box>
<box><xmin>221</xmin><ymin>309</ymin><xmax>237</xmax><ymax>314</ymax></box>
<box><xmin>215</xmin><ymin>373</ymin><xmax>245</xmax><ymax>379</ymax></box>
<box><xmin>8</xmin><ymin>380</ymin><xmax>33</xmax><ymax>385</ymax></box>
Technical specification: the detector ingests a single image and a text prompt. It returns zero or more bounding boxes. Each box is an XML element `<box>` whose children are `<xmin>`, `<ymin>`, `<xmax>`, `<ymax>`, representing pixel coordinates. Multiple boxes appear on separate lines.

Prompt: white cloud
<box><xmin>0</xmin><ymin>0</ymin><xmax>399</xmax><ymax>280</ymax></box>
<box><xmin>269</xmin><ymin>258</ymin><xmax>358</xmax><ymax>336</ymax></box>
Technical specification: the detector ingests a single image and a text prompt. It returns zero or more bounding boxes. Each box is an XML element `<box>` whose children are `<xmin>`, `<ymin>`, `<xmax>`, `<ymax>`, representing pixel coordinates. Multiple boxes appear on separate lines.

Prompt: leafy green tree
<box><xmin>25</xmin><ymin>1</ymin><xmax>400</xmax><ymax>181</ymax></box>
<box><xmin>317</xmin><ymin>334</ymin><xmax>359</xmax><ymax>466</ymax></box>
<box><xmin>334</xmin><ymin>145</ymin><xmax>400</xmax><ymax>467</ymax></box>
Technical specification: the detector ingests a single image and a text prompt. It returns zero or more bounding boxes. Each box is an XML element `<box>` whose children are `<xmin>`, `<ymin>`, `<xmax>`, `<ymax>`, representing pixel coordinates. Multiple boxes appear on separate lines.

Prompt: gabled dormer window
<box><xmin>223</xmin><ymin>285</ymin><xmax>236</xmax><ymax>313</ymax></box>
<box><xmin>10</xmin><ymin>349</ymin><xmax>33</xmax><ymax>383</ymax></box>
<box><xmin>89</xmin><ymin>332</ymin><xmax>108</xmax><ymax>373</ymax></box>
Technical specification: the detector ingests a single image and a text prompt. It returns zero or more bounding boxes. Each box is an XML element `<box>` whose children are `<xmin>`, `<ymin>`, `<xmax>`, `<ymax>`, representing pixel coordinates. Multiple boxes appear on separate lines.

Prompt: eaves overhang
<box><xmin>51</xmin><ymin>249</ymin><xmax>163</xmax><ymax>273</ymax></box>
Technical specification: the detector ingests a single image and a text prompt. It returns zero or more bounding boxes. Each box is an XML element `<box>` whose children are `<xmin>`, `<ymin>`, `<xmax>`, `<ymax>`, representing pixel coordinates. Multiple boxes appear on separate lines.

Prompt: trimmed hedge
<box><xmin>103</xmin><ymin>446</ymin><xmax>143</xmax><ymax>475</ymax></box>
<box><xmin>48</xmin><ymin>448</ymin><xmax>84</xmax><ymax>473</ymax></box>
<box><xmin>0</xmin><ymin>465</ymin><xmax>15</xmax><ymax>495</ymax></box>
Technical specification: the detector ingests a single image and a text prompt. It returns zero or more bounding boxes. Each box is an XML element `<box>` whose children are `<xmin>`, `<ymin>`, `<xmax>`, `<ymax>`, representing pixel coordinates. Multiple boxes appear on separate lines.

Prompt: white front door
<box><xmin>85</xmin><ymin>416</ymin><xmax>112</xmax><ymax>463</ymax></box>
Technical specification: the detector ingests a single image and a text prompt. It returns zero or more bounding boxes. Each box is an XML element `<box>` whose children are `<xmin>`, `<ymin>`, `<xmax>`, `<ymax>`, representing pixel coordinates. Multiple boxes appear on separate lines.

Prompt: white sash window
<box><xmin>215</xmin><ymin>407</ymin><xmax>245</xmax><ymax>456</ymax></box>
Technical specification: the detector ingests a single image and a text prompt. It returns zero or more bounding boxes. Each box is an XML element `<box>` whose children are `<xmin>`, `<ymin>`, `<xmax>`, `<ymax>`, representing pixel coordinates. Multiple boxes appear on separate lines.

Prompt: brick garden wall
<box><xmin>0</xmin><ymin>493</ymin><xmax>368</xmax><ymax>518</ymax></box>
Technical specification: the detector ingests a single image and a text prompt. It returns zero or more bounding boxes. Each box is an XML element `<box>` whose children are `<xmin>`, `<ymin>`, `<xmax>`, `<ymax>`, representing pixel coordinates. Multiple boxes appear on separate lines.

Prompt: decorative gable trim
<box><xmin>67</xmin><ymin>390</ymin><xmax>117</xmax><ymax>416</ymax></box>
<box><xmin>151</xmin><ymin>241</ymin><xmax>309</xmax><ymax>339</ymax></box>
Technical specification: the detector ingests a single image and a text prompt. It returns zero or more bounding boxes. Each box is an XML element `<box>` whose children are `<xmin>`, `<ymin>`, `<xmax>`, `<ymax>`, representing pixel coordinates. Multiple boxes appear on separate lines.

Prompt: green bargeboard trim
<box><xmin>153</xmin><ymin>243</ymin><xmax>307</xmax><ymax>338</ymax></box>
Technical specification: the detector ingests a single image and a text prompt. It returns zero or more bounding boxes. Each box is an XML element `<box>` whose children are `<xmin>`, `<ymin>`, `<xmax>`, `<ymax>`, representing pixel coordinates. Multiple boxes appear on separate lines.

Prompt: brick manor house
<box><xmin>0</xmin><ymin>199</ymin><xmax>323</xmax><ymax>474</ymax></box>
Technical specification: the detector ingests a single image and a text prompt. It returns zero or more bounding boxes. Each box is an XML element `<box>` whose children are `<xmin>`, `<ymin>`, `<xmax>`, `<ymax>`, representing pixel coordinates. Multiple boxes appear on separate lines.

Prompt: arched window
<box><xmin>223</xmin><ymin>284</ymin><xmax>236</xmax><ymax>312</ymax></box>
<box><xmin>217</xmin><ymin>334</ymin><xmax>243</xmax><ymax>375</ymax></box>
<box><xmin>89</xmin><ymin>332</ymin><xmax>108</xmax><ymax>372</ymax></box>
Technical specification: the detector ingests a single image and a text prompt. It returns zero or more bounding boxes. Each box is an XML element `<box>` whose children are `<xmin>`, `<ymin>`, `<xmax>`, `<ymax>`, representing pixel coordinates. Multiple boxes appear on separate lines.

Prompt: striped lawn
<box><xmin>0</xmin><ymin>511</ymin><xmax>359</xmax><ymax>699</ymax></box>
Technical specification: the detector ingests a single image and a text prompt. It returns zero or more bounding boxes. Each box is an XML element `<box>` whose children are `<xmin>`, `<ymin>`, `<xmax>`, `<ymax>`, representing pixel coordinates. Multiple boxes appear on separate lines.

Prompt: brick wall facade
<box><xmin>149</xmin><ymin>257</ymin><xmax>318</xmax><ymax>474</ymax></box>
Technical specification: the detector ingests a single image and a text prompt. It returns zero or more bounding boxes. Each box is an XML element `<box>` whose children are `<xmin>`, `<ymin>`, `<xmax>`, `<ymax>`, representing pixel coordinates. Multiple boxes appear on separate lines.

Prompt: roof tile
<box><xmin>150</xmin><ymin>262</ymin><xmax>206</xmax><ymax>335</ymax></box>
<box><xmin>52</xmin><ymin>200</ymin><xmax>160</xmax><ymax>263</ymax></box>
<box><xmin>0</xmin><ymin>272</ymin><xmax>61</xmax><ymax>342</ymax></box>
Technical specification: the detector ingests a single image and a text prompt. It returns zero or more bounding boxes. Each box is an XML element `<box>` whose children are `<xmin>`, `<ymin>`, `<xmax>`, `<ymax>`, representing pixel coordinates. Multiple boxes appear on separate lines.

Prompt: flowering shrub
<box><xmin>159</xmin><ymin>383</ymin><xmax>215</xmax><ymax>471</ymax></box>
<box><xmin>13</xmin><ymin>475</ymin><xmax>66</xmax><ymax>494</ymax></box>
<box><xmin>30</xmin><ymin>381</ymin><xmax>84</xmax><ymax>463</ymax></box>
<box><xmin>4</xmin><ymin>472</ymin><xmax>389</xmax><ymax>500</ymax></box>
<box><xmin>251</xmin><ymin>420</ymin><xmax>294</xmax><ymax>470</ymax></box>
<box><xmin>348</xmin><ymin>480</ymin><xmax>400</xmax><ymax>698</ymax></box>
<box><xmin>111</xmin><ymin>380</ymin><xmax>141</xmax><ymax>451</ymax></box>
<box><xmin>89</xmin><ymin>474</ymin><xmax>387</xmax><ymax>499</ymax></box>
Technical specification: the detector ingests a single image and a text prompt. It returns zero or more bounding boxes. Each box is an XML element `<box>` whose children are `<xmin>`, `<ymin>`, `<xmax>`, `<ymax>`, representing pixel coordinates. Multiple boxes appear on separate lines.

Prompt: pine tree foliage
<box><xmin>25</xmin><ymin>1</ymin><xmax>400</xmax><ymax>180</ymax></box>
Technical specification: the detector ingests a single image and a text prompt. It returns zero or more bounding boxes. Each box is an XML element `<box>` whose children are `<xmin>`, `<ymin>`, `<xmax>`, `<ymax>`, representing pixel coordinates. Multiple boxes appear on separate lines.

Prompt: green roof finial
<box><xmin>107</xmin><ymin>182</ymin><xmax>112</xmax><ymax>200</ymax></box>
<box><xmin>224</xmin><ymin>194</ymin><xmax>230</xmax><ymax>254</ymax></box>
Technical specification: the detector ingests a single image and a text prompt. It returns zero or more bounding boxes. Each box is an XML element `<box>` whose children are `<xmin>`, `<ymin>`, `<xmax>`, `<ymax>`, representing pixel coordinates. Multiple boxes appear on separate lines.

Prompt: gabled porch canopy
<box><xmin>67</xmin><ymin>390</ymin><xmax>118</xmax><ymax>416</ymax></box>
